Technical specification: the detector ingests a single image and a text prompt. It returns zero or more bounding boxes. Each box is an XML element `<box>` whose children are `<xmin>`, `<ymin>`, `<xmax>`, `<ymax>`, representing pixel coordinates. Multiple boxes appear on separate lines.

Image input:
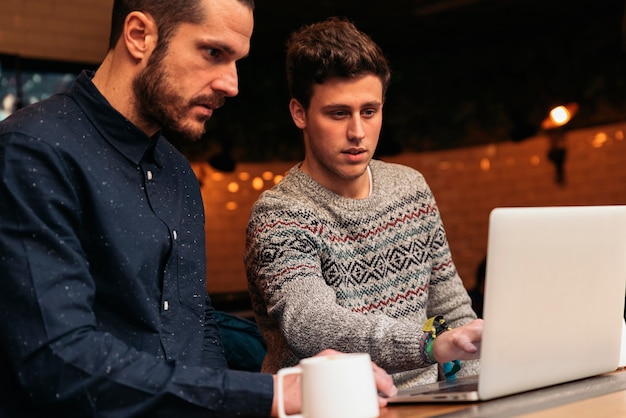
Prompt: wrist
<box><xmin>421</xmin><ymin>315</ymin><xmax>452</xmax><ymax>364</ymax></box>
<box><xmin>421</xmin><ymin>315</ymin><xmax>462</xmax><ymax>380</ymax></box>
<box><xmin>424</xmin><ymin>333</ymin><xmax>437</xmax><ymax>363</ymax></box>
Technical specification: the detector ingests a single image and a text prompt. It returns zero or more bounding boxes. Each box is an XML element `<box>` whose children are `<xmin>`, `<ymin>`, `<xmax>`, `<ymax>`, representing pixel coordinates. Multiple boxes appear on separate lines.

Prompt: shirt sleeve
<box><xmin>0</xmin><ymin>134</ymin><xmax>273</xmax><ymax>416</ymax></box>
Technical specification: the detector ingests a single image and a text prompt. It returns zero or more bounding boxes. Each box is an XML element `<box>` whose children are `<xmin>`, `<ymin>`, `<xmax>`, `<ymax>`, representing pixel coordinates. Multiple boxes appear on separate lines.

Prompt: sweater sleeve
<box><xmin>422</xmin><ymin>207</ymin><xmax>481</xmax><ymax>378</ymax></box>
<box><xmin>424</xmin><ymin>211</ymin><xmax>477</xmax><ymax>325</ymax></box>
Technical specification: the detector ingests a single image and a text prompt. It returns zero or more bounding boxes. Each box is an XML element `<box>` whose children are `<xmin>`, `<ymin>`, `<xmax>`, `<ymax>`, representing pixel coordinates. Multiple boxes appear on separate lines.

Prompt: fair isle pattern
<box><xmin>251</xmin><ymin>193</ymin><xmax>457</xmax><ymax>318</ymax></box>
<box><xmin>245</xmin><ymin>159</ymin><xmax>478</xmax><ymax>388</ymax></box>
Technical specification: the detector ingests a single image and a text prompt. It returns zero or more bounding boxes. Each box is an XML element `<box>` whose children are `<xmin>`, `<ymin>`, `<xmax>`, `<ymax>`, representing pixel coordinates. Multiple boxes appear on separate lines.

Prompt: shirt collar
<box><xmin>70</xmin><ymin>70</ymin><xmax>159</xmax><ymax>166</ymax></box>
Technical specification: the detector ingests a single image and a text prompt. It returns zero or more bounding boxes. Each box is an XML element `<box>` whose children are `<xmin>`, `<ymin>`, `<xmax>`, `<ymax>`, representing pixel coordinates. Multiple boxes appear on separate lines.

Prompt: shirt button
<box><xmin>146</xmin><ymin>170</ymin><xmax>153</xmax><ymax>181</ymax></box>
<box><xmin>172</xmin><ymin>230</ymin><xmax>178</xmax><ymax>241</ymax></box>
<box><xmin>164</xmin><ymin>300</ymin><xmax>169</xmax><ymax>311</ymax></box>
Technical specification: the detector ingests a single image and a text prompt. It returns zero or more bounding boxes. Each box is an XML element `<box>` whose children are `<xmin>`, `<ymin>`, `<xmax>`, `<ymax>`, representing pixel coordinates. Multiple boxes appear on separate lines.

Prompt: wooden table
<box><xmin>379</xmin><ymin>368</ymin><xmax>626</xmax><ymax>417</ymax></box>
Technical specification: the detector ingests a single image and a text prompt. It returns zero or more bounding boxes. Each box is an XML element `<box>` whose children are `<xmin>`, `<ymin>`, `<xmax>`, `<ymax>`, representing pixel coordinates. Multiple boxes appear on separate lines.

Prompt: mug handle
<box><xmin>277</xmin><ymin>366</ymin><xmax>303</xmax><ymax>418</ymax></box>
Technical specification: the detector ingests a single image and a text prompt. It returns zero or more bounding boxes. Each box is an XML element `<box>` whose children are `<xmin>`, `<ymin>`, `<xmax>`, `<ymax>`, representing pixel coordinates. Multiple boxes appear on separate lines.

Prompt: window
<box><xmin>0</xmin><ymin>55</ymin><xmax>92</xmax><ymax>121</ymax></box>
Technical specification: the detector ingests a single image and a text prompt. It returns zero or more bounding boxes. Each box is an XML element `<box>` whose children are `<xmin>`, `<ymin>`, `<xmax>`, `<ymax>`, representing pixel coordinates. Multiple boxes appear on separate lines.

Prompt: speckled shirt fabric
<box><xmin>245</xmin><ymin>159</ymin><xmax>479</xmax><ymax>388</ymax></box>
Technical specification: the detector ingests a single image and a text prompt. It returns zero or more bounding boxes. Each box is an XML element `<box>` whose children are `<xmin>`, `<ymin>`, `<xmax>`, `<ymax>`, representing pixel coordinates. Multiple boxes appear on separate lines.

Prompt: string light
<box><xmin>227</xmin><ymin>182</ymin><xmax>240</xmax><ymax>193</ymax></box>
<box><xmin>252</xmin><ymin>177</ymin><xmax>264</xmax><ymax>190</ymax></box>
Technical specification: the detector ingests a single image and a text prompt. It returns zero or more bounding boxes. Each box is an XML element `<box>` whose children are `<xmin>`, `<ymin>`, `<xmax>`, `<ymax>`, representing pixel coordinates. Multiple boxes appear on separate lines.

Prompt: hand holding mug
<box><xmin>274</xmin><ymin>351</ymin><xmax>395</xmax><ymax>418</ymax></box>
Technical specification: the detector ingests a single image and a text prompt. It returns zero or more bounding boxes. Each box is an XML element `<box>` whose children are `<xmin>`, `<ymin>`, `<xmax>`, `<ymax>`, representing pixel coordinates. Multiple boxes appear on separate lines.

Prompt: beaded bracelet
<box><xmin>425</xmin><ymin>335</ymin><xmax>437</xmax><ymax>363</ymax></box>
<box><xmin>422</xmin><ymin>315</ymin><xmax>461</xmax><ymax>380</ymax></box>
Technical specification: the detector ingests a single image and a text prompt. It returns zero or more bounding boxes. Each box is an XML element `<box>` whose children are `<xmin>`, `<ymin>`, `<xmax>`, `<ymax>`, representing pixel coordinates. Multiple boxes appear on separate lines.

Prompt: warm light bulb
<box><xmin>252</xmin><ymin>177</ymin><xmax>264</xmax><ymax>190</ymax></box>
<box><xmin>540</xmin><ymin>102</ymin><xmax>578</xmax><ymax>130</ymax></box>
<box><xmin>591</xmin><ymin>132</ymin><xmax>608</xmax><ymax>148</ymax></box>
<box><xmin>549</xmin><ymin>106</ymin><xmax>570</xmax><ymax>126</ymax></box>
<box><xmin>227</xmin><ymin>182</ymin><xmax>239</xmax><ymax>193</ymax></box>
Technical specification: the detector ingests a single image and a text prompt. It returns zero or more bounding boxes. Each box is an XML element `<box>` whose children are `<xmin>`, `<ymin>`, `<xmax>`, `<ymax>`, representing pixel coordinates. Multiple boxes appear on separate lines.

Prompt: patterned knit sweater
<box><xmin>244</xmin><ymin>159</ymin><xmax>479</xmax><ymax>388</ymax></box>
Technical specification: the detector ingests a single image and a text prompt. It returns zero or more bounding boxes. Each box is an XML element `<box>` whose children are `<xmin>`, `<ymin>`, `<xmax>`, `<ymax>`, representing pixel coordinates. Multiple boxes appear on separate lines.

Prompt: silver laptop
<box><xmin>387</xmin><ymin>205</ymin><xmax>626</xmax><ymax>403</ymax></box>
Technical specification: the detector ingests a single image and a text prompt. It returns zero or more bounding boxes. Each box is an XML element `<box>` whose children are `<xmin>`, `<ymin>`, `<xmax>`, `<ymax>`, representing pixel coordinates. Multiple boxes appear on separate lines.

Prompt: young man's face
<box><xmin>290</xmin><ymin>74</ymin><xmax>384</xmax><ymax>198</ymax></box>
<box><xmin>134</xmin><ymin>0</ymin><xmax>253</xmax><ymax>141</ymax></box>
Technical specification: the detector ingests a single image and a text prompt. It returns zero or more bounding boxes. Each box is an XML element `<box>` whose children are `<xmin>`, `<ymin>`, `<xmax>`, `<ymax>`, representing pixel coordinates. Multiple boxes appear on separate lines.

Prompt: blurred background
<box><xmin>2</xmin><ymin>0</ymin><xmax>626</xmax><ymax>161</ymax></box>
<box><xmin>2</xmin><ymin>0</ymin><xmax>626</xmax><ymax>304</ymax></box>
<box><xmin>195</xmin><ymin>0</ymin><xmax>626</xmax><ymax>163</ymax></box>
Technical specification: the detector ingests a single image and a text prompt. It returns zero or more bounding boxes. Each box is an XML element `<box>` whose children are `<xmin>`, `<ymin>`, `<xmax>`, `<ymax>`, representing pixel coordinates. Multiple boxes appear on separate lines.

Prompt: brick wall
<box><xmin>0</xmin><ymin>0</ymin><xmax>110</xmax><ymax>63</ymax></box>
<box><xmin>196</xmin><ymin>122</ymin><xmax>626</xmax><ymax>294</ymax></box>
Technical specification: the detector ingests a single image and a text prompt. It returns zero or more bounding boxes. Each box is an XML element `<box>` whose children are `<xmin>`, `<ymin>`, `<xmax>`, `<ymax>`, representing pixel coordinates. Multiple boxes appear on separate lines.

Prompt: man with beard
<box><xmin>0</xmin><ymin>1</ymin><xmax>397</xmax><ymax>416</ymax></box>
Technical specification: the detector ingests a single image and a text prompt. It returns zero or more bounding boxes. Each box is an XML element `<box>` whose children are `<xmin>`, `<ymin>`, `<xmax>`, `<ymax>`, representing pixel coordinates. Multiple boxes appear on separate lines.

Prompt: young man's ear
<box><xmin>123</xmin><ymin>11</ymin><xmax>158</xmax><ymax>62</ymax></box>
<box><xmin>289</xmin><ymin>98</ymin><xmax>307</xmax><ymax>129</ymax></box>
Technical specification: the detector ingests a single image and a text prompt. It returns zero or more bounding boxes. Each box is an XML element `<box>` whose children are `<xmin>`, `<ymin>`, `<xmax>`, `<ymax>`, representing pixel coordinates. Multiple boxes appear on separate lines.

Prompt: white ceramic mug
<box><xmin>276</xmin><ymin>352</ymin><xmax>380</xmax><ymax>418</ymax></box>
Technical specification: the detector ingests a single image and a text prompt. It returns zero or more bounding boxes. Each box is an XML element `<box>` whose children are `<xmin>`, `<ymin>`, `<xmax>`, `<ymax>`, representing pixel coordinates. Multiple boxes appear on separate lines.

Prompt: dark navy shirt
<box><xmin>0</xmin><ymin>71</ymin><xmax>273</xmax><ymax>417</ymax></box>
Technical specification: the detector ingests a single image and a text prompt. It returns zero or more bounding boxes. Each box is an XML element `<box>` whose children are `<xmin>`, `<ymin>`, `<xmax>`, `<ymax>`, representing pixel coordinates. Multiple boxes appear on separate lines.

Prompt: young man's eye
<box><xmin>206</xmin><ymin>48</ymin><xmax>221</xmax><ymax>59</ymax></box>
